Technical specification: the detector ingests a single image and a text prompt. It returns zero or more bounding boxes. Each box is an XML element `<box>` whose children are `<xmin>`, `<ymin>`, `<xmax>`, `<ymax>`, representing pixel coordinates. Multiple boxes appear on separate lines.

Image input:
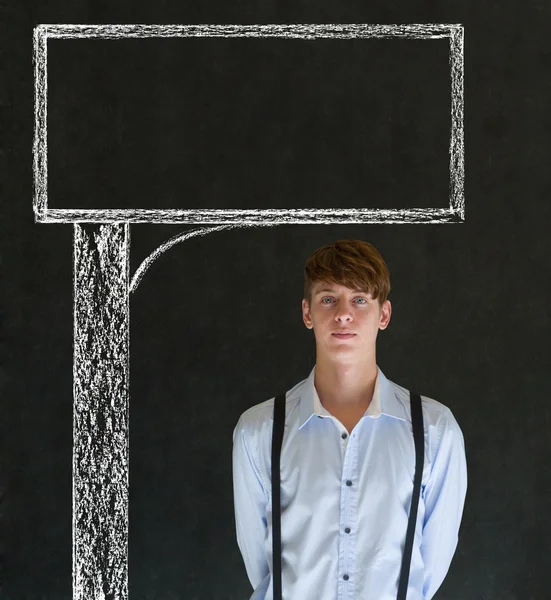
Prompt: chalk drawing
<box><xmin>32</xmin><ymin>23</ymin><xmax>465</xmax><ymax>600</ymax></box>
<box><xmin>73</xmin><ymin>224</ymin><xmax>130</xmax><ymax>600</ymax></box>
<box><xmin>33</xmin><ymin>23</ymin><xmax>465</xmax><ymax>225</ymax></box>
<box><xmin>129</xmin><ymin>223</ymin><xmax>275</xmax><ymax>294</ymax></box>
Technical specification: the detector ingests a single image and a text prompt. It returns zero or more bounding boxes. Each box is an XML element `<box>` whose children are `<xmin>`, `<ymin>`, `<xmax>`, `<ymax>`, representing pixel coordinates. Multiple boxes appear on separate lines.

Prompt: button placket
<box><xmin>341</xmin><ymin>435</ymin><xmax>355</xmax><ymax>590</ymax></box>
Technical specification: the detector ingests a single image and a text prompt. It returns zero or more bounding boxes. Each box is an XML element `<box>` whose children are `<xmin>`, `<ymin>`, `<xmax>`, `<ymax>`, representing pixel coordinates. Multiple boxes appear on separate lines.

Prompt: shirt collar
<box><xmin>298</xmin><ymin>364</ymin><xmax>406</xmax><ymax>430</ymax></box>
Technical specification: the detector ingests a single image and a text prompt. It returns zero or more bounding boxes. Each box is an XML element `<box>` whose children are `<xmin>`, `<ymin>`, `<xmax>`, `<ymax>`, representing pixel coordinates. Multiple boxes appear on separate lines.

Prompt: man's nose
<box><xmin>335</xmin><ymin>309</ymin><xmax>353</xmax><ymax>321</ymax></box>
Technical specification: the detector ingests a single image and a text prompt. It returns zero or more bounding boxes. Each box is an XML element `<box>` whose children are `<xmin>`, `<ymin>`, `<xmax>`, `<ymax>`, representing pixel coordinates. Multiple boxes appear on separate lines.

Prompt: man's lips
<box><xmin>332</xmin><ymin>331</ymin><xmax>356</xmax><ymax>337</ymax></box>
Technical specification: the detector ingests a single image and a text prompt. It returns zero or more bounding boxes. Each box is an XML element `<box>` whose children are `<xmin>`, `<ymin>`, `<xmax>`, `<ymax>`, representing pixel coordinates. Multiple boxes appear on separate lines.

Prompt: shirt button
<box><xmin>345</xmin><ymin>527</ymin><xmax>351</xmax><ymax>534</ymax></box>
<box><xmin>341</xmin><ymin>432</ymin><xmax>348</xmax><ymax>439</ymax></box>
<box><xmin>346</xmin><ymin>480</ymin><xmax>352</xmax><ymax>486</ymax></box>
<box><xmin>343</xmin><ymin>574</ymin><xmax>349</xmax><ymax>581</ymax></box>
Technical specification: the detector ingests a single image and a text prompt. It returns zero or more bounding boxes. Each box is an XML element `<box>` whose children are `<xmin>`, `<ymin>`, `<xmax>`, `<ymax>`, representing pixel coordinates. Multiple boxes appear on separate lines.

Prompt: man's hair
<box><xmin>303</xmin><ymin>239</ymin><xmax>391</xmax><ymax>308</ymax></box>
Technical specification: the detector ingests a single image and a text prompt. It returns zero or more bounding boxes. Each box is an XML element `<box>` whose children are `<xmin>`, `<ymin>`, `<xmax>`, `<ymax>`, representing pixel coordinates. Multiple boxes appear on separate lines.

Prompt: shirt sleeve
<box><xmin>232</xmin><ymin>415</ymin><xmax>271</xmax><ymax>591</ymax></box>
<box><xmin>420</xmin><ymin>406</ymin><xmax>468</xmax><ymax>600</ymax></box>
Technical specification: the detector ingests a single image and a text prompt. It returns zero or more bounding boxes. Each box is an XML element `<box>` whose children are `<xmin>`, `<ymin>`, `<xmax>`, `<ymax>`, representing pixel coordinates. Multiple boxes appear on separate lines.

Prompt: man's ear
<box><xmin>379</xmin><ymin>299</ymin><xmax>392</xmax><ymax>330</ymax></box>
<box><xmin>302</xmin><ymin>298</ymin><xmax>313</xmax><ymax>329</ymax></box>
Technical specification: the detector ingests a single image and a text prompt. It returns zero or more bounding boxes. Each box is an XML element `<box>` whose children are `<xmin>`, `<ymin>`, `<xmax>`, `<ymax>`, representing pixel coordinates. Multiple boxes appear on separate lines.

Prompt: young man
<box><xmin>232</xmin><ymin>239</ymin><xmax>467</xmax><ymax>600</ymax></box>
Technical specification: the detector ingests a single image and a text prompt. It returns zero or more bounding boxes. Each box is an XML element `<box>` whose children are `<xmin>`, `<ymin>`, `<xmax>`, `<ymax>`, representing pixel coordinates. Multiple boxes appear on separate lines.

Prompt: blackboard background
<box><xmin>2</xmin><ymin>2</ymin><xmax>551</xmax><ymax>600</ymax></box>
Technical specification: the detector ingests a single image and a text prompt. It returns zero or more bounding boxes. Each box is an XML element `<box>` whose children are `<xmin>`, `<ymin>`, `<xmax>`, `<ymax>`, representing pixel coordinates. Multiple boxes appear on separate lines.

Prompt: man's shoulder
<box><xmin>233</xmin><ymin>375</ymin><xmax>307</xmax><ymax>437</ymax></box>
<box><xmin>388</xmin><ymin>378</ymin><xmax>461</xmax><ymax>430</ymax></box>
<box><xmin>235</xmin><ymin>397</ymin><xmax>275</xmax><ymax>429</ymax></box>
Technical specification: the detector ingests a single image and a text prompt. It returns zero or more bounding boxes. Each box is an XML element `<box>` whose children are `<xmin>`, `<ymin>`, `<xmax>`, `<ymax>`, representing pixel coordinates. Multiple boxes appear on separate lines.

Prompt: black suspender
<box><xmin>397</xmin><ymin>391</ymin><xmax>424</xmax><ymax>600</ymax></box>
<box><xmin>271</xmin><ymin>389</ymin><xmax>286</xmax><ymax>600</ymax></box>
<box><xmin>271</xmin><ymin>389</ymin><xmax>424</xmax><ymax>600</ymax></box>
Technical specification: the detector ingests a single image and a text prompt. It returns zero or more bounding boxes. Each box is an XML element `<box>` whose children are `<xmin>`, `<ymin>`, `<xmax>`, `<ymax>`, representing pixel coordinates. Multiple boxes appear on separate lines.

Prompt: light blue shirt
<box><xmin>232</xmin><ymin>365</ymin><xmax>467</xmax><ymax>600</ymax></box>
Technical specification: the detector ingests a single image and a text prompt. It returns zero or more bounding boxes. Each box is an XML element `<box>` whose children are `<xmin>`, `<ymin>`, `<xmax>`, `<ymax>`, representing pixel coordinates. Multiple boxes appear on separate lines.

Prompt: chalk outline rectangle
<box><xmin>33</xmin><ymin>23</ymin><xmax>464</xmax><ymax>224</ymax></box>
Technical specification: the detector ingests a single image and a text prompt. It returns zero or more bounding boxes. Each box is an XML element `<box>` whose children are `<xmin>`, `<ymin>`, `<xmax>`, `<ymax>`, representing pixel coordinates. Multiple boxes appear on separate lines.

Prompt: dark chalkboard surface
<box><xmin>46</xmin><ymin>35</ymin><xmax>450</xmax><ymax>210</ymax></box>
<box><xmin>2</xmin><ymin>1</ymin><xmax>551</xmax><ymax>600</ymax></box>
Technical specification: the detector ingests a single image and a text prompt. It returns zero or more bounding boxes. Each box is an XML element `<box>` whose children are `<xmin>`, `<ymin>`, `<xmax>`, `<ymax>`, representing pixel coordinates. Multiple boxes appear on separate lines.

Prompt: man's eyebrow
<box><xmin>314</xmin><ymin>288</ymin><xmax>370</xmax><ymax>295</ymax></box>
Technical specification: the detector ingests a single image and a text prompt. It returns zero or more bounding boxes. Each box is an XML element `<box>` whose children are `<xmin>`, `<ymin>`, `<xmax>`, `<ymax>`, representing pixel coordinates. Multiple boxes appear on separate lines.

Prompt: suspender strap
<box><xmin>397</xmin><ymin>391</ymin><xmax>425</xmax><ymax>600</ymax></box>
<box><xmin>271</xmin><ymin>390</ymin><xmax>424</xmax><ymax>600</ymax></box>
<box><xmin>272</xmin><ymin>393</ymin><xmax>286</xmax><ymax>600</ymax></box>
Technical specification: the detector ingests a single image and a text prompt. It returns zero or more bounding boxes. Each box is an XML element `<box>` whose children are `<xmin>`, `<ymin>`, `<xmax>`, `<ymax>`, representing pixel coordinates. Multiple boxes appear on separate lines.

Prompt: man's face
<box><xmin>301</xmin><ymin>281</ymin><xmax>392</xmax><ymax>363</ymax></box>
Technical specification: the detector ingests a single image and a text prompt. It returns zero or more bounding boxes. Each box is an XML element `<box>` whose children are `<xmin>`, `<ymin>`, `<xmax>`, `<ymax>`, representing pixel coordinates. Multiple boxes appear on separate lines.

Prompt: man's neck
<box><xmin>313</xmin><ymin>357</ymin><xmax>378</xmax><ymax>409</ymax></box>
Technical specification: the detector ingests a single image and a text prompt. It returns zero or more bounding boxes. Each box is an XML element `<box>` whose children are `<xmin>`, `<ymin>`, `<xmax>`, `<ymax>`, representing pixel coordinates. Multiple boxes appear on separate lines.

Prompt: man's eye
<box><xmin>321</xmin><ymin>297</ymin><xmax>367</xmax><ymax>304</ymax></box>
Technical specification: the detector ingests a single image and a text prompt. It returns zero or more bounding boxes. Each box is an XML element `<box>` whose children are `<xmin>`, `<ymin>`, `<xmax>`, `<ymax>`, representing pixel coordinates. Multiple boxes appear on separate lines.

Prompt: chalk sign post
<box><xmin>33</xmin><ymin>23</ymin><xmax>464</xmax><ymax>600</ymax></box>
